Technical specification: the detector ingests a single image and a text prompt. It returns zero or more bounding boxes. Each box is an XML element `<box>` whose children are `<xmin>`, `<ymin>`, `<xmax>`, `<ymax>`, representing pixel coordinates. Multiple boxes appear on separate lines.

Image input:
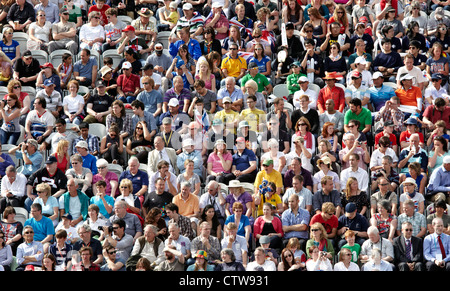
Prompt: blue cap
<box><xmin>175</xmin><ymin>56</ymin><xmax>185</xmax><ymax>69</ymax></box>
<box><xmin>431</xmin><ymin>73</ymin><xmax>442</xmax><ymax>80</ymax></box>
<box><xmin>345</xmin><ymin>203</ymin><xmax>357</xmax><ymax>213</ymax></box>
<box><xmin>44</xmin><ymin>79</ymin><xmax>55</xmax><ymax>86</ymax></box>
<box><xmin>404</xmin><ymin>118</ymin><xmax>418</xmax><ymax>126</ymax></box>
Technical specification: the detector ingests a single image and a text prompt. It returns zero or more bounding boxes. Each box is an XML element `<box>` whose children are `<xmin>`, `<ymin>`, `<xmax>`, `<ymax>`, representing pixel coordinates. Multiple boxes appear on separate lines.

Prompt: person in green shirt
<box><xmin>286</xmin><ymin>61</ymin><xmax>306</xmax><ymax>96</ymax></box>
<box><xmin>62</xmin><ymin>0</ymin><xmax>83</xmax><ymax>28</ymax></box>
<box><xmin>240</xmin><ymin>62</ymin><xmax>272</xmax><ymax>95</ymax></box>
<box><xmin>341</xmin><ymin>229</ymin><xmax>361</xmax><ymax>263</ymax></box>
<box><xmin>344</xmin><ymin>98</ymin><xmax>374</xmax><ymax>146</ymax></box>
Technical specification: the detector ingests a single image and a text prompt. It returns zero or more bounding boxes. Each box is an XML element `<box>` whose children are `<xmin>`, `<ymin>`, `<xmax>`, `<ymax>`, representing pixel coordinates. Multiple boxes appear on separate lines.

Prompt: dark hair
<box><xmin>82</xmin><ymin>48</ymin><xmax>91</xmax><ymax>56</ymax></box>
<box><xmin>349</xmin><ymin>98</ymin><xmax>362</xmax><ymax>108</ymax></box>
<box><xmin>165</xmin><ymin>202</ymin><xmax>179</xmax><ymax>213</ymax></box>
<box><xmin>200</xmin><ymin>205</ymin><xmax>220</xmax><ymax>231</ymax></box>
<box><xmin>381</xmin><ymin>38</ymin><xmax>392</xmax><ymax>45</ymax></box>
<box><xmin>112</xmin><ymin>218</ymin><xmax>126</xmax><ymax>229</ymax></box>
<box><xmin>435</xmin><ymin>199</ymin><xmax>447</xmax><ymax>209</ymax></box>
<box><xmin>36</xmin><ymin>96</ymin><xmax>47</xmax><ymax>109</ymax></box>
<box><xmin>79</xmin><ymin>122</ymin><xmax>89</xmax><ymax>129</ymax></box>
<box><xmin>103</xmin><ymin>56</ymin><xmax>113</xmax><ymax>65</ymax></box>
<box><xmin>434</xmin><ymin>135</ymin><xmax>448</xmax><ymax>152</ymax></box>
<box><xmin>381</xmin><ymin>24</ymin><xmax>393</xmax><ymax>36</ymax></box>
<box><xmin>55</xmin><ymin>118</ymin><xmax>66</xmax><ymax>125</ymax></box>
<box><xmin>131</xmin><ymin>99</ymin><xmax>145</xmax><ymax>111</ymax></box>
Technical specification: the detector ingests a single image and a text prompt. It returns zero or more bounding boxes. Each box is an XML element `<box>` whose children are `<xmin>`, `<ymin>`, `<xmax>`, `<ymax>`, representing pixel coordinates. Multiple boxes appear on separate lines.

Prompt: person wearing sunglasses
<box><xmin>15</xmin><ymin>225</ymin><xmax>44</xmax><ymax>271</ymax></box>
<box><xmin>101</xmin><ymin>244</ymin><xmax>126</xmax><ymax>271</ymax></box>
<box><xmin>102</xmin><ymin>218</ymin><xmax>134</xmax><ymax>262</ymax></box>
<box><xmin>79</xmin><ymin>11</ymin><xmax>105</xmax><ymax>54</ymax></box>
<box><xmin>393</xmin><ymin>221</ymin><xmax>424</xmax><ymax>271</ymax></box>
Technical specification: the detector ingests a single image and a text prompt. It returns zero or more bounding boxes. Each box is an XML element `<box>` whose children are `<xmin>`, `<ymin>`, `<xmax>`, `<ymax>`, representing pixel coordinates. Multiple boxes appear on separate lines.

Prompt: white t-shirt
<box><xmin>246</xmin><ymin>259</ymin><xmax>276</xmax><ymax>271</ymax></box>
<box><xmin>25</xmin><ymin>109</ymin><xmax>56</xmax><ymax>138</ymax></box>
<box><xmin>63</xmin><ymin>94</ymin><xmax>85</xmax><ymax>113</ymax></box>
<box><xmin>79</xmin><ymin>24</ymin><xmax>105</xmax><ymax>42</ymax></box>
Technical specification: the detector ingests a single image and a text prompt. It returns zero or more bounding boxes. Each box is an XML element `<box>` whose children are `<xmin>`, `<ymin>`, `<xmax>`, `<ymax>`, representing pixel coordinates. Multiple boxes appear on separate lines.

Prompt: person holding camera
<box><xmin>9</xmin><ymin>139</ymin><xmax>43</xmax><ymax>178</ymax></box>
<box><xmin>102</xmin><ymin>218</ymin><xmax>134</xmax><ymax>262</ymax></box>
<box><xmin>339</xmin><ymin>132</ymin><xmax>370</xmax><ymax>171</ymax></box>
<box><xmin>305</xmin><ymin>245</ymin><xmax>333</xmax><ymax>271</ymax></box>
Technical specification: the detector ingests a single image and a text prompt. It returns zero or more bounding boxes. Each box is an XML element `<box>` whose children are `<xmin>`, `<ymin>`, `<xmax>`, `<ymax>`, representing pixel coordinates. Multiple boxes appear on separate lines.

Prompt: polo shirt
<box><xmin>240</xmin><ymin>73</ymin><xmax>270</xmax><ymax>93</ymax></box>
<box><xmin>117</xmin><ymin>73</ymin><xmax>140</xmax><ymax>95</ymax></box>
<box><xmin>240</xmin><ymin>108</ymin><xmax>265</xmax><ymax>132</ymax></box>
<box><xmin>344</xmin><ymin>107</ymin><xmax>372</xmax><ymax>131</ymax></box>
<box><xmin>119</xmin><ymin>170</ymin><xmax>149</xmax><ymax>195</ymax></box>
<box><xmin>80</xmin><ymin>153</ymin><xmax>98</xmax><ymax>175</ymax></box>
<box><xmin>221</xmin><ymin>55</ymin><xmax>247</xmax><ymax>78</ymax></box>
<box><xmin>317</xmin><ymin>86</ymin><xmax>345</xmax><ymax>113</ymax></box>
<box><xmin>232</xmin><ymin>148</ymin><xmax>257</xmax><ymax>173</ymax></box>
<box><xmin>395</xmin><ymin>86</ymin><xmax>422</xmax><ymax>108</ymax></box>
<box><xmin>172</xmin><ymin>193</ymin><xmax>199</xmax><ymax>217</ymax></box>
<box><xmin>73</xmin><ymin>57</ymin><xmax>97</xmax><ymax>80</ymax></box>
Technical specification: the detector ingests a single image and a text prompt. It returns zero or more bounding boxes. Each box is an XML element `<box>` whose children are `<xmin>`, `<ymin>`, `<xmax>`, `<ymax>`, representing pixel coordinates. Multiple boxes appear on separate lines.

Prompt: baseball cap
<box><xmin>262</xmin><ymin>159</ymin><xmax>273</xmax><ymax>166</ymax></box>
<box><xmin>372</xmin><ymin>72</ymin><xmax>384</xmax><ymax>79</ymax></box>
<box><xmin>345</xmin><ymin>202</ymin><xmax>357</xmax><ymax>213</ymax></box>
<box><xmin>75</xmin><ymin>140</ymin><xmax>89</xmax><ymax>149</ymax></box>
<box><xmin>43</xmin><ymin>79</ymin><xmax>55</xmax><ymax>86</ymax></box>
<box><xmin>168</xmin><ymin>98</ymin><xmax>179</xmax><ymax>107</ymax></box>
<box><xmin>223</xmin><ymin>97</ymin><xmax>232</xmax><ymax>104</ymax></box>
<box><xmin>96</xmin><ymin>80</ymin><xmax>106</xmax><ymax>88</ymax></box>
<box><xmin>122</xmin><ymin>61</ymin><xmax>132</xmax><ymax>70</ymax></box>
<box><xmin>40</xmin><ymin>62</ymin><xmax>54</xmax><ymax>69</ymax></box>
<box><xmin>182</xmin><ymin>3</ymin><xmax>193</xmax><ymax>10</ymax></box>
<box><xmin>45</xmin><ymin>155</ymin><xmax>58</xmax><ymax>164</ymax></box>
<box><xmin>122</xmin><ymin>25</ymin><xmax>135</xmax><ymax>32</ymax></box>
<box><xmin>22</xmin><ymin>50</ymin><xmax>32</xmax><ymax>58</ymax></box>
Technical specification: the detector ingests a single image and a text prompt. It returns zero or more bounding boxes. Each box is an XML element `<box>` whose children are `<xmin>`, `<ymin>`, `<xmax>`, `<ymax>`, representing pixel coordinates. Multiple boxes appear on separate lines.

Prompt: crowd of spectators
<box><xmin>2</xmin><ymin>0</ymin><xmax>450</xmax><ymax>273</ymax></box>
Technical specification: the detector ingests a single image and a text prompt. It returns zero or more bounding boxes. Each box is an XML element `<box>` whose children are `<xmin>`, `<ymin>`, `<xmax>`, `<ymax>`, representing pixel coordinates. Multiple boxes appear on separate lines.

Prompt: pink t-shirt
<box><xmin>92</xmin><ymin>171</ymin><xmax>119</xmax><ymax>197</ymax></box>
<box><xmin>207</xmin><ymin>152</ymin><xmax>232</xmax><ymax>173</ymax></box>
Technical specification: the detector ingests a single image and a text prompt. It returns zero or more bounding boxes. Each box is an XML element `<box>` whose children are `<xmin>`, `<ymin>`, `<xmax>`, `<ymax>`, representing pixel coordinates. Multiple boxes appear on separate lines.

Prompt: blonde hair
<box><xmin>56</xmin><ymin>139</ymin><xmax>69</xmax><ymax>160</ymax></box>
<box><xmin>119</xmin><ymin>178</ymin><xmax>133</xmax><ymax>193</ymax></box>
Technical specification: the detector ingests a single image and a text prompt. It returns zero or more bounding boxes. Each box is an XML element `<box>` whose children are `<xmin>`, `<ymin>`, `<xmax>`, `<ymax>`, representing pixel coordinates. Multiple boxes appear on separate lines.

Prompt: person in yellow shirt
<box><xmin>220</xmin><ymin>42</ymin><xmax>247</xmax><ymax>81</ymax></box>
<box><xmin>240</xmin><ymin>95</ymin><xmax>266</xmax><ymax>132</ymax></box>
<box><xmin>213</xmin><ymin>97</ymin><xmax>240</xmax><ymax>134</ymax></box>
<box><xmin>253</xmin><ymin>159</ymin><xmax>284</xmax><ymax>199</ymax></box>
<box><xmin>254</xmin><ymin>181</ymin><xmax>284</xmax><ymax>217</ymax></box>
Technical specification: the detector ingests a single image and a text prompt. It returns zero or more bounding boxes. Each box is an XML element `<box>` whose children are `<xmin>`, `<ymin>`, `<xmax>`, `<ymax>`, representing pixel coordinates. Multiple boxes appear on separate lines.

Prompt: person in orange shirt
<box><xmin>172</xmin><ymin>181</ymin><xmax>200</xmax><ymax>230</ymax></box>
<box><xmin>395</xmin><ymin>74</ymin><xmax>423</xmax><ymax>114</ymax></box>
<box><xmin>317</xmin><ymin>72</ymin><xmax>346</xmax><ymax>113</ymax></box>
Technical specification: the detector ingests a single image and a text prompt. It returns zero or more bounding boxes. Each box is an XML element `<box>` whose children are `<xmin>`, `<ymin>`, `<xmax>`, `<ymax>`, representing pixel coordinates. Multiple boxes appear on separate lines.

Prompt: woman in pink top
<box><xmin>92</xmin><ymin>158</ymin><xmax>119</xmax><ymax>197</ymax></box>
<box><xmin>206</xmin><ymin>139</ymin><xmax>232</xmax><ymax>185</ymax></box>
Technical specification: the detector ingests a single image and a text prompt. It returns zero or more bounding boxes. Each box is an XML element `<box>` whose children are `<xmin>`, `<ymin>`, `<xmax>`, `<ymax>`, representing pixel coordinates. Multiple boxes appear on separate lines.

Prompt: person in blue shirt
<box><xmin>368</xmin><ymin>71</ymin><xmax>397</xmax><ymax>112</ymax></box>
<box><xmin>136</xmin><ymin>76</ymin><xmax>163</xmax><ymax>117</ymax></box>
<box><xmin>372</xmin><ymin>38</ymin><xmax>403</xmax><ymax>83</ymax></box>
<box><xmin>119</xmin><ymin>156</ymin><xmax>149</xmax><ymax>205</ymax></box>
<box><xmin>281</xmin><ymin>193</ymin><xmax>310</xmax><ymax>249</ymax></box>
<box><xmin>10</xmin><ymin>139</ymin><xmax>43</xmax><ymax>178</ymax></box>
<box><xmin>423</xmin><ymin>217</ymin><xmax>450</xmax><ymax>271</ymax></box>
<box><xmin>337</xmin><ymin>202</ymin><xmax>369</xmax><ymax>249</ymax></box>
<box><xmin>427</xmin><ymin>156</ymin><xmax>450</xmax><ymax>203</ymax></box>
<box><xmin>169</xmin><ymin>26</ymin><xmax>201</xmax><ymax>61</ymax></box>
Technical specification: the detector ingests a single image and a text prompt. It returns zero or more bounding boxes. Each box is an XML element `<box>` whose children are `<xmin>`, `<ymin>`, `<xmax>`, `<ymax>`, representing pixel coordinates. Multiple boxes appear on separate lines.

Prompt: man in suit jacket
<box><xmin>423</xmin><ymin>217</ymin><xmax>450</xmax><ymax>271</ymax></box>
<box><xmin>393</xmin><ymin>221</ymin><xmax>424</xmax><ymax>271</ymax></box>
<box><xmin>148</xmin><ymin>136</ymin><xmax>179</xmax><ymax>176</ymax></box>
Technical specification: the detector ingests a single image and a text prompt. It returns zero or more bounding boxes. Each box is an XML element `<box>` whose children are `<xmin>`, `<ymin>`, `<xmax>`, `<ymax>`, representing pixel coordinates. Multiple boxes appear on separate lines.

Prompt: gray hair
<box><xmin>180</xmin><ymin>181</ymin><xmax>191</xmax><ymax>189</ymax></box>
<box><xmin>70</xmin><ymin>153</ymin><xmax>83</xmax><ymax>163</ymax></box>
<box><xmin>96</xmin><ymin>158</ymin><xmax>108</xmax><ymax>168</ymax></box>
<box><xmin>144</xmin><ymin>224</ymin><xmax>159</xmax><ymax>234</ymax></box>
<box><xmin>221</xmin><ymin>248</ymin><xmax>236</xmax><ymax>262</ymax></box>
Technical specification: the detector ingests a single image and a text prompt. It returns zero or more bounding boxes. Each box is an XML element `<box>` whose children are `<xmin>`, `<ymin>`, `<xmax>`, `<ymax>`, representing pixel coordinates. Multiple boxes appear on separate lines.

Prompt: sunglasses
<box><xmin>97</xmin><ymin>166</ymin><xmax>106</xmax><ymax>169</ymax></box>
<box><xmin>108</xmin><ymin>251</ymin><xmax>117</xmax><ymax>255</ymax></box>
<box><xmin>311</xmin><ymin>229</ymin><xmax>320</xmax><ymax>232</ymax></box>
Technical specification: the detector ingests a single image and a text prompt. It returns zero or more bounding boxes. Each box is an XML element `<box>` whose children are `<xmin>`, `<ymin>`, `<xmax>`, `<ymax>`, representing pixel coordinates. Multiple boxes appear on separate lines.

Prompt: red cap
<box><xmin>123</xmin><ymin>25</ymin><xmax>135</xmax><ymax>32</ymax></box>
<box><xmin>40</xmin><ymin>62</ymin><xmax>54</xmax><ymax>69</ymax></box>
<box><xmin>359</xmin><ymin>16</ymin><xmax>368</xmax><ymax>23</ymax></box>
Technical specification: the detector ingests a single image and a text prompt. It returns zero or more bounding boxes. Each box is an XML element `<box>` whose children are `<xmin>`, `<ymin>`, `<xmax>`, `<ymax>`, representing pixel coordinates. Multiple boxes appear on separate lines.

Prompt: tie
<box><xmin>438</xmin><ymin>235</ymin><xmax>447</xmax><ymax>259</ymax></box>
<box><xmin>405</xmin><ymin>239</ymin><xmax>412</xmax><ymax>261</ymax></box>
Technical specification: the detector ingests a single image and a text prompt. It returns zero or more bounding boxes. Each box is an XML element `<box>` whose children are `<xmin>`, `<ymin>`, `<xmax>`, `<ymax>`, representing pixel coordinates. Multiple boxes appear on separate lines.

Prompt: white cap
<box><xmin>298</xmin><ymin>76</ymin><xmax>309</xmax><ymax>83</ymax></box>
<box><xmin>182</xmin><ymin>3</ymin><xmax>193</xmax><ymax>10</ymax></box>
<box><xmin>372</xmin><ymin>71</ymin><xmax>384</xmax><ymax>79</ymax></box>
<box><xmin>354</xmin><ymin>56</ymin><xmax>367</xmax><ymax>65</ymax></box>
<box><xmin>444</xmin><ymin>156</ymin><xmax>450</xmax><ymax>164</ymax></box>
<box><xmin>182</xmin><ymin>138</ymin><xmax>194</xmax><ymax>147</ymax></box>
<box><xmin>212</xmin><ymin>1</ymin><xmax>224</xmax><ymax>8</ymax></box>
<box><xmin>122</xmin><ymin>61</ymin><xmax>132</xmax><ymax>69</ymax></box>
<box><xmin>400</xmin><ymin>74</ymin><xmax>414</xmax><ymax>81</ymax></box>
<box><xmin>168</xmin><ymin>98</ymin><xmax>179</xmax><ymax>107</ymax></box>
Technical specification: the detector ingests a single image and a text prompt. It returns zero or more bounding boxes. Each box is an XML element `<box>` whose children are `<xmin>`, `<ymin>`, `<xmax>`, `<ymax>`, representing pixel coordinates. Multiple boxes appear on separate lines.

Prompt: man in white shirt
<box><xmin>293</xmin><ymin>76</ymin><xmax>318</xmax><ymax>110</ymax></box>
<box><xmin>199</xmin><ymin>181</ymin><xmax>226</xmax><ymax>224</ymax></box>
<box><xmin>221</xmin><ymin>222</ymin><xmax>248</xmax><ymax>267</ymax></box>
<box><xmin>246</xmin><ymin>247</ymin><xmax>277</xmax><ymax>271</ymax></box>
<box><xmin>0</xmin><ymin>165</ymin><xmax>27</xmax><ymax>213</ymax></box>
<box><xmin>396</xmin><ymin>53</ymin><xmax>427</xmax><ymax>91</ymax></box>
<box><xmin>340</xmin><ymin>153</ymin><xmax>369</xmax><ymax>192</ymax></box>
<box><xmin>424</xmin><ymin>74</ymin><xmax>449</xmax><ymax>108</ymax></box>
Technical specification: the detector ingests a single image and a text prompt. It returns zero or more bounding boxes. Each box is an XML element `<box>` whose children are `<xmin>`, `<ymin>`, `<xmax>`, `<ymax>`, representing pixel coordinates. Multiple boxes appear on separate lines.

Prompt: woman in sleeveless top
<box><xmin>0</xmin><ymin>92</ymin><xmax>21</xmax><ymax>145</ymax></box>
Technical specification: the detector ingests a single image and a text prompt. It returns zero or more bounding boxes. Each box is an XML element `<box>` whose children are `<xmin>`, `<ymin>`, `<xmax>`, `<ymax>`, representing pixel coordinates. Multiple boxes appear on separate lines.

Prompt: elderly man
<box><xmin>396</xmin><ymin>199</ymin><xmax>427</xmax><ymax>238</ymax></box>
<box><xmin>58</xmin><ymin>178</ymin><xmax>90</xmax><ymax>229</ymax></box>
<box><xmin>119</xmin><ymin>156</ymin><xmax>149</xmax><ymax>203</ymax></box>
<box><xmin>129</xmin><ymin>224</ymin><xmax>165</xmax><ymax>270</ymax></box>
<box><xmin>0</xmin><ymin>165</ymin><xmax>27</xmax><ymax>213</ymax></box>
<box><xmin>393</xmin><ymin>221</ymin><xmax>424</xmax><ymax>271</ymax></box>
<box><xmin>427</xmin><ymin>156</ymin><xmax>450</xmax><ymax>204</ymax></box>
<box><xmin>164</xmin><ymin>222</ymin><xmax>191</xmax><ymax>261</ymax></box>
<box><xmin>148</xmin><ymin>136</ymin><xmax>179</xmax><ymax>176</ymax></box>
<box><xmin>9</xmin><ymin>139</ymin><xmax>43</xmax><ymax>178</ymax></box>
<box><xmin>398</xmin><ymin>133</ymin><xmax>428</xmax><ymax>174</ymax></box>
<box><xmin>360</xmin><ymin>226</ymin><xmax>395</xmax><ymax>267</ymax></box>
<box><xmin>221</xmin><ymin>222</ymin><xmax>248</xmax><ymax>268</ymax></box>
<box><xmin>424</xmin><ymin>217</ymin><xmax>450</xmax><ymax>271</ymax></box>
<box><xmin>339</xmin><ymin>133</ymin><xmax>370</xmax><ymax>170</ymax></box>
<box><xmin>217</xmin><ymin>76</ymin><xmax>244</xmax><ymax>112</ymax></box>
<box><xmin>109</xmin><ymin>200</ymin><xmax>143</xmax><ymax>240</ymax></box>
<box><xmin>199</xmin><ymin>181</ymin><xmax>226</xmax><ymax>225</ymax></box>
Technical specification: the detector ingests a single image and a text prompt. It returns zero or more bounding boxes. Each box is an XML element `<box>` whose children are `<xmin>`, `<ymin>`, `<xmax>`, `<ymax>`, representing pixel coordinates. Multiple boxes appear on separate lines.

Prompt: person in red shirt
<box><xmin>317</xmin><ymin>72</ymin><xmax>345</xmax><ymax>113</ymax></box>
<box><xmin>88</xmin><ymin>0</ymin><xmax>110</xmax><ymax>25</ymax></box>
<box><xmin>374</xmin><ymin>120</ymin><xmax>398</xmax><ymax>153</ymax></box>
<box><xmin>309</xmin><ymin>202</ymin><xmax>338</xmax><ymax>241</ymax></box>
<box><xmin>117</xmin><ymin>61</ymin><xmax>140</xmax><ymax>104</ymax></box>
<box><xmin>399</xmin><ymin>118</ymin><xmax>425</xmax><ymax>149</ymax></box>
<box><xmin>422</xmin><ymin>97</ymin><xmax>450</xmax><ymax>132</ymax></box>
